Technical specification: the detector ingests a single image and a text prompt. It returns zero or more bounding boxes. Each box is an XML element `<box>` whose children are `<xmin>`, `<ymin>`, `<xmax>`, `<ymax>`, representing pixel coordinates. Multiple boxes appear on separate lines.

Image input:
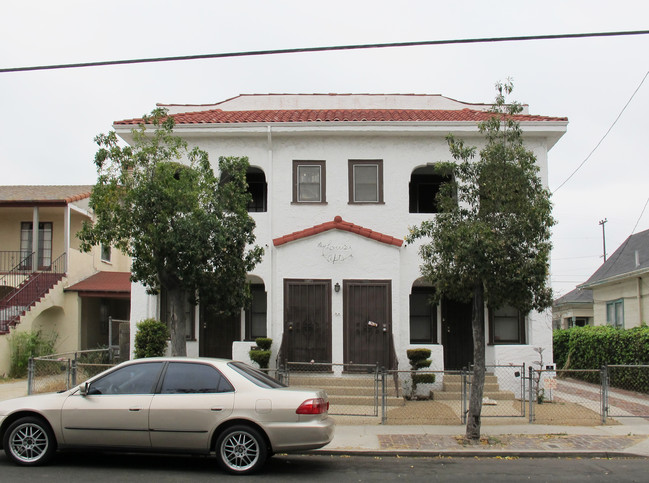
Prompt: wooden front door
<box><xmin>199</xmin><ymin>304</ymin><xmax>240</xmax><ymax>358</ymax></box>
<box><xmin>343</xmin><ymin>280</ymin><xmax>394</xmax><ymax>369</ymax></box>
<box><xmin>441</xmin><ymin>297</ymin><xmax>473</xmax><ymax>370</ymax></box>
<box><xmin>283</xmin><ymin>279</ymin><xmax>332</xmax><ymax>363</ymax></box>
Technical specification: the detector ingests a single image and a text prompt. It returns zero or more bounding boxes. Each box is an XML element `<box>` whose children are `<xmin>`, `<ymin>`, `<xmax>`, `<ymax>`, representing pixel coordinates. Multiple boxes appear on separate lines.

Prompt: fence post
<box><xmin>461</xmin><ymin>369</ymin><xmax>467</xmax><ymax>424</ymax></box>
<box><xmin>381</xmin><ymin>366</ymin><xmax>387</xmax><ymax>424</ymax></box>
<box><xmin>521</xmin><ymin>363</ymin><xmax>526</xmax><ymax>417</ymax></box>
<box><xmin>71</xmin><ymin>358</ymin><xmax>77</xmax><ymax>388</ymax></box>
<box><xmin>528</xmin><ymin>365</ymin><xmax>534</xmax><ymax>423</ymax></box>
<box><xmin>27</xmin><ymin>357</ymin><xmax>34</xmax><ymax>395</ymax></box>
<box><xmin>601</xmin><ymin>365</ymin><xmax>608</xmax><ymax>424</ymax></box>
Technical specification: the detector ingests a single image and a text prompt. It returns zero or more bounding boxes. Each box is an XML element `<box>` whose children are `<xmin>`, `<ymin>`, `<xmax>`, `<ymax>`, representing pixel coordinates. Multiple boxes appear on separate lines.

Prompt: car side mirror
<box><xmin>80</xmin><ymin>382</ymin><xmax>89</xmax><ymax>397</ymax></box>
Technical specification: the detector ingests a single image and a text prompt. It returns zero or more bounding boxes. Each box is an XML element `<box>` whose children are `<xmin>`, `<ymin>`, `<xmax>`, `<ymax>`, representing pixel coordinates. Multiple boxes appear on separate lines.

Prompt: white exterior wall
<box><xmin>591</xmin><ymin>275</ymin><xmax>649</xmax><ymax>328</ymax></box>
<box><xmin>126</xmin><ymin>106</ymin><xmax>562</xmax><ymax>369</ymax></box>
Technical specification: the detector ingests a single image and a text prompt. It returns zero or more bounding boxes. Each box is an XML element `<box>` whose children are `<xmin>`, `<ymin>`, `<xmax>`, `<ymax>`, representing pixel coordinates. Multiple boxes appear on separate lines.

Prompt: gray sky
<box><xmin>2</xmin><ymin>0</ymin><xmax>648</xmax><ymax>297</ymax></box>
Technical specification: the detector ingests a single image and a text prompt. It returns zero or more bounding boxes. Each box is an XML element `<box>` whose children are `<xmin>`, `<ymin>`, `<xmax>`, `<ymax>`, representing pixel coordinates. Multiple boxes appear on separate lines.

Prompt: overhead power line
<box><xmin>2</xmin><ymin>30</ymin><xmax>649</xmax><ymax>73</ymax></box>
<box><xmin>553</xmin><ymin>69</ymin><xmax>649</xmax><ymax>192</ymax></box>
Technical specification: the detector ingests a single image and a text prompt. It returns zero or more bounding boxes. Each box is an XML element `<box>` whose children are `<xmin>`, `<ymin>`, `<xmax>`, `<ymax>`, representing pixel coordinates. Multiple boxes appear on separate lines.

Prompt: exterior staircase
<box><xmin>0</xmin><ymin>254</ymin><xmax>66</xmax><ymax>334</ymax></box>
<box><xmin>431</xmin><ymin>373</ymin><xmax>515</xmax><ymax>401</ymax></box>
<box><xmin>287</xmin><ymin>374</ymin><xmax>405</xmax><ymax>407</ymax></box>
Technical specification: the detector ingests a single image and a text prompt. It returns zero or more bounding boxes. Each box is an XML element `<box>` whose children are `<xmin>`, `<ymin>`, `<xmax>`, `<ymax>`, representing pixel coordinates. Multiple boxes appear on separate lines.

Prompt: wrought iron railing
<box><xmin>0</xmin><ymin>251</ymin><xmax>34</xmax><ymax>274</ymax></box>
<box><xmin>0</xmin><ymin>253</ymin><xmax>66</xmax><ymax>332</ymax></box>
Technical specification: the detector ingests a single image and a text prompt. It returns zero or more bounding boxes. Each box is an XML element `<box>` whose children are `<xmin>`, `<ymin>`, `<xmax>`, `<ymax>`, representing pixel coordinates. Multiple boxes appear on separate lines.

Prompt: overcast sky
<box><xmin>2</xmin><ymin>0</ymin><xmax>648</xmax><ymax>297</ymax></box>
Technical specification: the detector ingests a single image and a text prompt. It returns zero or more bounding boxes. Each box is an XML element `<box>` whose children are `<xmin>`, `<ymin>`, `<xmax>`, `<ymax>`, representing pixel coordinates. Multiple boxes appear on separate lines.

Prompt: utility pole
<box><xmin>599</xmin><ymin>218</ymin><xmax>608</xmax><ymax>262</ymax></box>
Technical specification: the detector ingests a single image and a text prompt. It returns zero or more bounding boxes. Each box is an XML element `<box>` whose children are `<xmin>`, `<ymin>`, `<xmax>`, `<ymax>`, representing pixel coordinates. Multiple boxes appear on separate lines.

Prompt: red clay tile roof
<box><xmin>273</xmin><ymin>216</ymin><xmax>403</xmax><ymax>247</ymax></box>
<box><xmin>0</xmin><ymin>185</ymin><xmax>93</xmax><ymax>206</ymax></box>
<box><xmin>115</xmin><ymin>108</ymin><xmax>567</xmax><ymax>126</ymax></box>
<box><xmin>66</xmin><ymin>272</ymin><xmax>131</xmax><ymax>298</ymax></box>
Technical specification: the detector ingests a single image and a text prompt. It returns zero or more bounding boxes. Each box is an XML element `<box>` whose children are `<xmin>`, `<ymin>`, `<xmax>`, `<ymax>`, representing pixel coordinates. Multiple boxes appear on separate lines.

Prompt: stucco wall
<box><xmin>127</xmin><ymin>125</ymin><xmax>556</xmax><ymax>368</ymax></box>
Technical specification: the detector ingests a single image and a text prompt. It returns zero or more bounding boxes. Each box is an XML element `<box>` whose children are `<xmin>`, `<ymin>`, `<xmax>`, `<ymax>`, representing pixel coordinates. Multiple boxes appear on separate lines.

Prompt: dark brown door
<box><xmin>283</xmin><ymin>279</ymin><xmax>332</xmax><ymax>363</ymax></box>
<box><xmin>441</xmin><ymin>297</ymin><xmax>473</xmax><ymax>370</ymax></box>
<box><xmin>343</xmin><ymin>280</ymin><xmax>394</xmax><ymax>369</ymax></box>
<box><xmin>199</xmin><ymin>304</ymin><xmax>240</xmax><ymax>358</ymax></box>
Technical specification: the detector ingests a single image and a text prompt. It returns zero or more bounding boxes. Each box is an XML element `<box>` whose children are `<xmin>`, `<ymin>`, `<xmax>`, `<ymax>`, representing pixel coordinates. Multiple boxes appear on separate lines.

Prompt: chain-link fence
<box><xmin>281</xmin><ymin>362</ymin><xmax>381</xmax><ymax>417</ymax></box>
<box><xmin>605</xmin><ymin>365</ymin><xmax>649</xmax><ymax>420</ymax></box>
<box><xmin>28</xmin><ymin>349</ymin><xmax>118</xmax><ymax>395</ymax></box>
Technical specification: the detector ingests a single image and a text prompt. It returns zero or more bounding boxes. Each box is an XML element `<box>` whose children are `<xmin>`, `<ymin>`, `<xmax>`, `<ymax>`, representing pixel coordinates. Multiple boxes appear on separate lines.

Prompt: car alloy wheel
<box><xmin>4</xmin><ymin>417</ymin><xmax>55</xmax><ymax>466</ymax></box>
<box><xmin>216</xmin><ymin>425</ymin><xmax>267</xmax><ymax>474</ymax></box>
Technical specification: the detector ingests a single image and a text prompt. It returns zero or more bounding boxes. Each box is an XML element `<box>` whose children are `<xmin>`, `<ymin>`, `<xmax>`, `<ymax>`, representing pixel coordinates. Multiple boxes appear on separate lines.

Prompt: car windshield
<box><xmin>228</xmin><ymin>362</ymin><xmax>287</xmax><ymax>388</ymax></box>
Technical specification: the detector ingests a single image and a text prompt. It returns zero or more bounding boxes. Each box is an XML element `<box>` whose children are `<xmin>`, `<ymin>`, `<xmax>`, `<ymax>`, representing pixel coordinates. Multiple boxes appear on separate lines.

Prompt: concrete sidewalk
<box><xmin>320</xmin><ymin>419</ymin><xmax>649</xmax><ymax>458</ymax></box>
<box><xmin>2</xmin><ymin>380</ymin><xmax>649</xmax><ymax>458</ymax></box>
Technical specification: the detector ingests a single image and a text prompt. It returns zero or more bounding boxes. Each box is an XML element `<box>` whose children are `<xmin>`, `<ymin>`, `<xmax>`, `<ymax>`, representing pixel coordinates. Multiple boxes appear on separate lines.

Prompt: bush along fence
<box><xmin>27</xmin><ymin>349</ymin><xmax>118</xmax><ymax>395</ymax></box>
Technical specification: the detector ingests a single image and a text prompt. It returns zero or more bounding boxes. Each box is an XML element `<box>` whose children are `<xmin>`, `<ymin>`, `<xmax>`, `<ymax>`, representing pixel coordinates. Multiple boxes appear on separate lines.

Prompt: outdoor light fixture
<box><xmin>334</xmin><ymin>282</ymin><xmax>340</xmax><ymax>293</ymax></box>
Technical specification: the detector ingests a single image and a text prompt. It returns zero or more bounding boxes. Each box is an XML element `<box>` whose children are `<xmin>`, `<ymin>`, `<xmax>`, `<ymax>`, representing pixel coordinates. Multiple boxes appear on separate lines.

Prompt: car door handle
<box><xmin>129</xmin><ymin>407</ymin><xmax>142</xmax><ymax>412</ymax></box>
<box><xmin>211</xmin><ymin>407</ymin><xmax>223</xmax><ymax>412</ymax></box>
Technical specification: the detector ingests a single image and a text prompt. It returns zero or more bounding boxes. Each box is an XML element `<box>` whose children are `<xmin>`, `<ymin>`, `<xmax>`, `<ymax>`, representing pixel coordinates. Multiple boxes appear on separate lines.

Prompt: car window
<box><xmin>160</xmin><ymin>362</ymin><xmax>234</xmax><ymax>394</ymax></box>
<box><xmin>228</xmin><ymin>361</ymin><xmax>286</xmax><ymax>388</ymax></box>
<box><xmin>89</xmin><ymin>362</ymin><xmax>164</xmax><ymax>395</ymax></box>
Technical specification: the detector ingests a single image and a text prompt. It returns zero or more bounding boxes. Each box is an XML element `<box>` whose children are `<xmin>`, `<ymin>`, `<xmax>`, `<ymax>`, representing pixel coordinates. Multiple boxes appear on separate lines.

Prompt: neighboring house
<box><xmin>115</xmin><ymin>93</ymin><xmax>567</xmax><ymax>371</ymax></box>
<box><xmin>552</xmin><ymin>288</ymin><xmax>594</xmax><ymax>329</ymax></box>
<box><xmin>0</xmin><ymin>186</ymin><xmax>131</xmax><ymax>375</ymax></box>
<box><xmin>579</xmin><ymin>228</ymin><xmax>649</xmax><ymax>328</ymax></box>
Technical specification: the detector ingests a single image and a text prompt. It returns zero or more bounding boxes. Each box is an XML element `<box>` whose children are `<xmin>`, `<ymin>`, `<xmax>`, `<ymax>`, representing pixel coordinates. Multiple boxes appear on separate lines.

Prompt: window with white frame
<box><xmin>349</xmin><ymin>160</ymin><xmax>383</xmax><ymax>203</ymax></box>
<box><xmin>100</xmin><ymin>243</ymin><xmax>112</xmax><ymax>263</ymax></box>
<box><xmin>293</xmin><ymin>160</ymin><xmax>326</xmax><ymax>203</ymax></box>
<box><xmin>606</xmin><ymin>299</ymin><xmax>624</xmax><ymax>328</ymax></box>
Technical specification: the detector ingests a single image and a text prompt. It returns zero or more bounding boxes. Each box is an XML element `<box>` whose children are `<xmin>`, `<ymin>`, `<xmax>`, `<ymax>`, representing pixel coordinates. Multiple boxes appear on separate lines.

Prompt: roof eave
<box><xmin>579</xmin><ymin>266</ymin><xmax>649</xmax><ymax>289</ymax></box>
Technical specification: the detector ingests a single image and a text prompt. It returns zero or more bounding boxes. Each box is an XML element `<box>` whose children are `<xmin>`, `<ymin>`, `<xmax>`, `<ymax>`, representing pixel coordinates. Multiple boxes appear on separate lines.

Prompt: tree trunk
<box><xmin>165</xmin><ymin>284</ymin><xmax>187</xmax><ymax>357</ymax></box>
<box><xmin>465</xmin><ymin>280</ymin><xmax>485</xmax><ymax>441</ymax></box>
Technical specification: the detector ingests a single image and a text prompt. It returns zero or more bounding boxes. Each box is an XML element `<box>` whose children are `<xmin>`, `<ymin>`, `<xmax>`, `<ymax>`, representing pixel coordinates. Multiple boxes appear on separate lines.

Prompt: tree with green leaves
<box><xmin>79</xmin><ymin>109</ymin><xmax>263</xmax><ymax>357</ymax></box>
<box><xmin>407</xmin><ymin>81</ymin><xmax>555</xmax><ymax>441</ymax></box>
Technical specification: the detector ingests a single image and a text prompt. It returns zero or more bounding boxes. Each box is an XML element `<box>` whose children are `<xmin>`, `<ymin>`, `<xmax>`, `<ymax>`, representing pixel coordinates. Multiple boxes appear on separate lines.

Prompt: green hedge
<box><xmin>553</xmin><ymin>325</ymin><xmax>649</xmax><ymax>391</ymax></box>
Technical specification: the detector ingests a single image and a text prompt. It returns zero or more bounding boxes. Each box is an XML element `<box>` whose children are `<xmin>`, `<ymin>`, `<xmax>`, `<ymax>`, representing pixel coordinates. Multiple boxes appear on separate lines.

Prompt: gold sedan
<box><xmin>0</xmin><ymin>358</ymin><xmax>334</xmax><ymax>474</ymax></box>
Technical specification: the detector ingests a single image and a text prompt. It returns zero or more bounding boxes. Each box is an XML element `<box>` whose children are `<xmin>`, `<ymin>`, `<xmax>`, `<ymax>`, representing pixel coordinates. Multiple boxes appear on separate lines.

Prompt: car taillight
<box><xmin>296</xmin><ymin>398</ymin><xmax>329</xmax><ymax>414</ymax></box>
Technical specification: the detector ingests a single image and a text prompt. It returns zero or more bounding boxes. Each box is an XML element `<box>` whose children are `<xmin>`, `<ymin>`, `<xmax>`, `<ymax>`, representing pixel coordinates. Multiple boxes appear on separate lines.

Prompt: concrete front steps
<box><xmin>431</xmin><ymin>373</ymin><xmax>515</xmax><ymax>401</ymax></box>
<box><xmin>287</xmin><ymin>374</ymin><xmax>405</xmax><ymax>407</ymax></box>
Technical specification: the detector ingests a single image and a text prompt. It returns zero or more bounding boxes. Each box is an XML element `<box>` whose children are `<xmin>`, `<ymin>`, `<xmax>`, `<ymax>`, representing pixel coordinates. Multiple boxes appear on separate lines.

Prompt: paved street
<box><xmin>0</xmin><ymin>452</ymin><xmax>647</xmax><ymax>482</ymax></box>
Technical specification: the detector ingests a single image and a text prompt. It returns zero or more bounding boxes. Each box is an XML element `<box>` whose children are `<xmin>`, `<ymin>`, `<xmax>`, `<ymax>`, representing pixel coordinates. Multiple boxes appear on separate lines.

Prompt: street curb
<box><xmin>311</xmin><ymin>449</ymin><xmax>646</xmax><ymax>459</ymax></box>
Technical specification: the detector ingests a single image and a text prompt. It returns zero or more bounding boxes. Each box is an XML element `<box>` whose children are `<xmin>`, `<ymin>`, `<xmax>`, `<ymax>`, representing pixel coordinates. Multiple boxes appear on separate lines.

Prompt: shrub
<box><xmin>8</xmin><ymin>330</ymin><xmax>57</xmax><ymax>378</ymax></box>
<box><xmin>406</xmin><ymin>348</ymin><xmax>433</xmax><ymax>397</ymax></box>
<box><xmin>134</xmin><ymin>319</ymin><xmax>169</xmax><ymax>358</ymax></box>
<box><xmin>249</xmin><ymin>337</ymin><xmax>272</xmax><ymax>369</ymax></box>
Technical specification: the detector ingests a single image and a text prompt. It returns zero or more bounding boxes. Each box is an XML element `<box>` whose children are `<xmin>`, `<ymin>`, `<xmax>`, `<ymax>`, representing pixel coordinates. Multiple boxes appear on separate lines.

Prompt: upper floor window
<box><xmin>246</xmin><ymin>167</ymin><xmax>267</xmax><ymax>212</ymax></box>
<box><xmin>20</xmin><ymin>221</ymin><xmax>53</xmax><ymax>269</ymax></box>
<box><xmin>349</xmin><ymin>160</ymin><xmax>384</xmax><ymax>204</ymax></box>
<box><xmin>293</xmin><ymin>160</ymin><xmax>326</xmax><ymax>203</ymax></box>
<box><xmin>409</xmin><ymin>166</ymin><xmax>452</xmax><ymax>213</ymax></box>
<box><xmin>606</xmin><ymin>299</ymin><xmax>624</xmax><ymax>328</ymax></box>
<box><xmin>489</xmin><ymin>305</ymin><xmax>526</xmax><ymax>344</ymax></box>
<box><xmin>100</xmin><ymin>243</ymin><xmax>112</xmax><ymax>263</ymax></box>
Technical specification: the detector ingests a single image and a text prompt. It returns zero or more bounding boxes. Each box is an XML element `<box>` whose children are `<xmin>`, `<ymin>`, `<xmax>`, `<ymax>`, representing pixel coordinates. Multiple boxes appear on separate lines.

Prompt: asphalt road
<box><xmin>0</xmin><ymin>452</ymin><xmax>647</xmax><ymax>482</ymax></box>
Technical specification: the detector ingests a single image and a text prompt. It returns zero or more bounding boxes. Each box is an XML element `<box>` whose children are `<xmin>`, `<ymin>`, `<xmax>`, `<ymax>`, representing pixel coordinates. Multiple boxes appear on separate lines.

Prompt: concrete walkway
<box><xmin>2</xmin><ymin>379</ymin><xmax>648</xmax><ymax>458</ymax></box>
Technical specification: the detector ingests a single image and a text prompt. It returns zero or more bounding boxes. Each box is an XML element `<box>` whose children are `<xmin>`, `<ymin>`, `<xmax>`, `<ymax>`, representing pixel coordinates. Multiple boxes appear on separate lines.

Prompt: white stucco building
<box><xmin>116</xmin><ymin>93</ymin><xmax>567</xmax><ymax>371</ymax></box>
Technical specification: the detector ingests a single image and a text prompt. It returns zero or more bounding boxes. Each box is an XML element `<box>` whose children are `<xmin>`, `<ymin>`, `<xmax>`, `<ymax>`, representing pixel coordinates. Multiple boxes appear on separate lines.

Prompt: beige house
<box><xmin>552</xmin><ymin>288</ymin><xmax>594</xmax><ymax>329</ymax></box>
<box><xmin>0</xmin><ymin>186</ymin><xmax>131</xmax><ymax>376</ymax></box>
<box><xmin>578</xmin><ymin>228</ymin><xmax>649</xmax><ymax>328</ymax></box>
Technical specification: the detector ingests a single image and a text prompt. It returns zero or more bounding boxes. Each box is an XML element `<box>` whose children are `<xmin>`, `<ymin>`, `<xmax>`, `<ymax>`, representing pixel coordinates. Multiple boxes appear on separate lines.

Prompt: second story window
<box><xmin>246</xmin><ymin>167</ymin><xmax>267</xmax><ymax>212</ymax></box>
<box><xmin>293</xmin><ymin>160</ymin><xmax>326</xmax><ymax>203</ymax></box>
<box><xmin>409</xmin><ymin>165</ymin><xmax>452</xmax><ymax>213</ymax></box>
<box><xmin>349</xmin><ymin>159</ymin><xmax>384</xmax><ymax>204</ymax></box>
<box><xmin>100</xmin><ymin>243</ymin><xmax>112</xmax><ymax>263</ymax></box>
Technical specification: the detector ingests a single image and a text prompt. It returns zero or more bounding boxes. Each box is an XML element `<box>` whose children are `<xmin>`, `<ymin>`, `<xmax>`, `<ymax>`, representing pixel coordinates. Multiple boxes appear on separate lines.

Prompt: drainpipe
<box><xmin>267</xmin><ymin>125</ymin><xmax>275</xmax><ymax>346</ymax></box>
<box><xmin>638</xmin><ymin>276</ymin><xmax>643</xmax><ymax>326</ymax></box>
